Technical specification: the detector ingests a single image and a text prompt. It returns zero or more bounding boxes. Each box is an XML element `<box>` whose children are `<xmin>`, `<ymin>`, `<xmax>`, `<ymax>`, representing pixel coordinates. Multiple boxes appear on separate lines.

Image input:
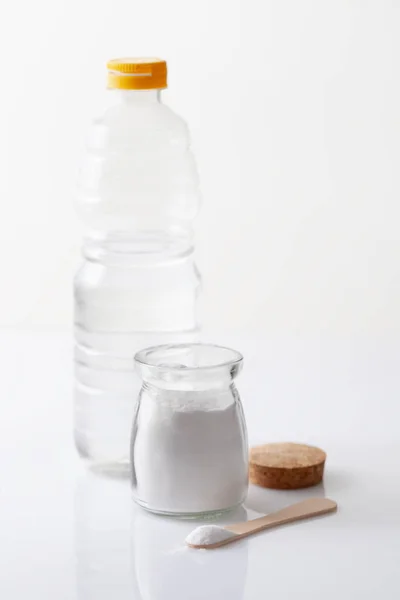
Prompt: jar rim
<box><xmin>134</xmin><ymin>343</ymin><xmax>243</xmax><ymax>372</ymax></box>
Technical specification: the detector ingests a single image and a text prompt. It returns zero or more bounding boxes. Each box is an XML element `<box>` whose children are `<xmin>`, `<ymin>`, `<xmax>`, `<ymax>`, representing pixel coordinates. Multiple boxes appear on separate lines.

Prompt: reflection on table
<box><xmin>75</xmin><ymin>471</ymin><xmax>249</xmax><ymax>600</ymax></box>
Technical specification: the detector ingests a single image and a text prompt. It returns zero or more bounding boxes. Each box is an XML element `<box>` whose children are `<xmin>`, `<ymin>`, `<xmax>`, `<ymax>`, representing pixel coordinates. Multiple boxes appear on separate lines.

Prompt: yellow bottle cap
<box><xmin>107</xmin><ymin>58</ymin><xmax>167</xmax><ymax>90</ymax></box>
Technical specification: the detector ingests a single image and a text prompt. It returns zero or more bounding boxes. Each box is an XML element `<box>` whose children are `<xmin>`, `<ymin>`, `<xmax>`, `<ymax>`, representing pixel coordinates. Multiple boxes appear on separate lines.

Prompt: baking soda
<box><xmin>186</xmin><ymin>525</ymin><xmax>235</xmax><ymax>546</ymax></box>
<box><xmin>132</xmin><ymin>390</ymin><xmax>248</xmax><ymax>514</ymax></box>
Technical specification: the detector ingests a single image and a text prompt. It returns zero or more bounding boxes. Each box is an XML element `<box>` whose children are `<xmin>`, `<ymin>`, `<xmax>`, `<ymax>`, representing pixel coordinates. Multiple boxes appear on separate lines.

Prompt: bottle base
<box><xmin>75</xmin><ymin>434</ymin><xmax>131</xmax><ymax>479</ymax></box>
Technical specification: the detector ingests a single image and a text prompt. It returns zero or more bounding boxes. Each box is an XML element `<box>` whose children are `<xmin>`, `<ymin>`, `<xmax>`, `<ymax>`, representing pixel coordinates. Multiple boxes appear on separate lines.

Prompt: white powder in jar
<box><xmin>132</xmin><ymin>390</ymin><xmax>248</xmax><ymax>514</ymax></box>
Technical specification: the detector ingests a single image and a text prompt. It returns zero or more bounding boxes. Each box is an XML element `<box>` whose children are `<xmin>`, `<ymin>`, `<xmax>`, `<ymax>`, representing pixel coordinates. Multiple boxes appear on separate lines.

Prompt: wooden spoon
<box><xmin>186</xmin><ymin>497</ymin><xmax>337</xmax><ymax>549</ymax></box>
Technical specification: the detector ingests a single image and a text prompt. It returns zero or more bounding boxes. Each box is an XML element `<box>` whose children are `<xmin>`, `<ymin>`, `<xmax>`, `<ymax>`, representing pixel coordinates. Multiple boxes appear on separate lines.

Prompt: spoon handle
<box><xmin>227</xmin><ymin>498</ymin><xmax>337</xmax><ymax>537</ymax></box>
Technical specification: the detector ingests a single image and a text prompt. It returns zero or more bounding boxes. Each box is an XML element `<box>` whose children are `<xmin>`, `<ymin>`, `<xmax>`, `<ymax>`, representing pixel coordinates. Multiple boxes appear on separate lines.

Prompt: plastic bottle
<box><xmin>74</xmin><ymin>58</ymin><xmax>201</xmax><ymax>475</ymax></box>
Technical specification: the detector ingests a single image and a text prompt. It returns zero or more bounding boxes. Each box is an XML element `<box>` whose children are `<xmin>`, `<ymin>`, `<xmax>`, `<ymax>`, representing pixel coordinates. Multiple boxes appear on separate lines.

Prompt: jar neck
<box><xmin>108</xmin><ymin>88</ymin><xmax>162</xmax><ymax>104</ymax></box>
<box><xmin>142</xmin><ymin>377</ymin><xmax>239</xmax><ymax>394</ymax></box>
<box><xmin>135</xmin><ymin>344</ymin><xmax>243</xmax><ymax>392</ymax></box>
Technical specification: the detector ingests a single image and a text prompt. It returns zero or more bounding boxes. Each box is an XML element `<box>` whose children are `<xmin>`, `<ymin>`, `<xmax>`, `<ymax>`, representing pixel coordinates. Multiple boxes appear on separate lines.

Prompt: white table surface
<box><xmin>0</xmin><ymin>331</ymin><xmax>399</xmax><ymax>599</ymax></box>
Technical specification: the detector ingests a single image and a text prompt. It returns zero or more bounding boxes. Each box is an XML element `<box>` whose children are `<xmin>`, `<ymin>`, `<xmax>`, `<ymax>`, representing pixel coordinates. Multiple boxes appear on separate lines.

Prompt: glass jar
<box><xmin>131</xmin><ymin>343</ymin><xmax>248</xmax><ymax>517</ymax></box>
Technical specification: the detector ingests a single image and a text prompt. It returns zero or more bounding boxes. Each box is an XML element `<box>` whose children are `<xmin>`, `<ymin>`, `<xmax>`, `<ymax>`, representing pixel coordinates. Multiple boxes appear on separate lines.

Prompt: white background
<box><xmin>0</xmin><ymin>1</ymin><xmax>399</xmax><ymax>335</ymax></box>
<box><xmin>1</xmin><ymin>5</ymin><xmax>400</xmax><ymax>594</ymax></box>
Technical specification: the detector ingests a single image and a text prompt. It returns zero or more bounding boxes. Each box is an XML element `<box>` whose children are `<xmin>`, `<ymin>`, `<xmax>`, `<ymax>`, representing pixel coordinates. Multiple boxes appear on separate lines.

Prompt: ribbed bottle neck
<box><xmin>83</xmin><ymin>231</ymin><xmax>194</xmax><ymax>266</ymax></box>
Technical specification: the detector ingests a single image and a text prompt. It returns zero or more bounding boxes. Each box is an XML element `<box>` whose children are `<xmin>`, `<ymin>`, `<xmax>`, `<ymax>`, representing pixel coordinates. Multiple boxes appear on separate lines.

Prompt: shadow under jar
<box><xmin>131</xmin><ymin>343</ymin><xmax>248</xmax><ymax>517</ymax></box>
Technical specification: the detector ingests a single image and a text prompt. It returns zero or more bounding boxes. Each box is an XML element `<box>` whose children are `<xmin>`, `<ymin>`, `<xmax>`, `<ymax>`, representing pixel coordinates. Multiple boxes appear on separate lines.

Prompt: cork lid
<box><xmin>250</xmin><ymin>442</ymin><xmax>326</xmax><ymax>490</ymax></box>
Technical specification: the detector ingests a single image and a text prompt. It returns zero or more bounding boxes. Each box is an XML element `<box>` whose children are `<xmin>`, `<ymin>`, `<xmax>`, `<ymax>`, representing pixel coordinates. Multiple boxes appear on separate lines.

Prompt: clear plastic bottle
<box><xmin>74</xmin><ymin>58</ymin><xmax>201</xmax><ymax>474</ymax></box>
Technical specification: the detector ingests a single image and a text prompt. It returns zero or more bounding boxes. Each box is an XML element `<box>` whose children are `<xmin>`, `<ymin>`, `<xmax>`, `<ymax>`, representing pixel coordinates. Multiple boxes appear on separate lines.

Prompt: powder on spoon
<box><xmin>186</xmin><ymin>525</ymin><xmax>236</xmax><ymax>547</ymax></box>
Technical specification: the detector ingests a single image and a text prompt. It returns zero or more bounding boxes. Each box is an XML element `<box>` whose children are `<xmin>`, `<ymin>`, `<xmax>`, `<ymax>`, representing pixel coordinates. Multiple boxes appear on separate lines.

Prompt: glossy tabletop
<box><xmin>0</xmin><ymin>332</ymin><xmax>399</xmax><ymax>599</ymax></box>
